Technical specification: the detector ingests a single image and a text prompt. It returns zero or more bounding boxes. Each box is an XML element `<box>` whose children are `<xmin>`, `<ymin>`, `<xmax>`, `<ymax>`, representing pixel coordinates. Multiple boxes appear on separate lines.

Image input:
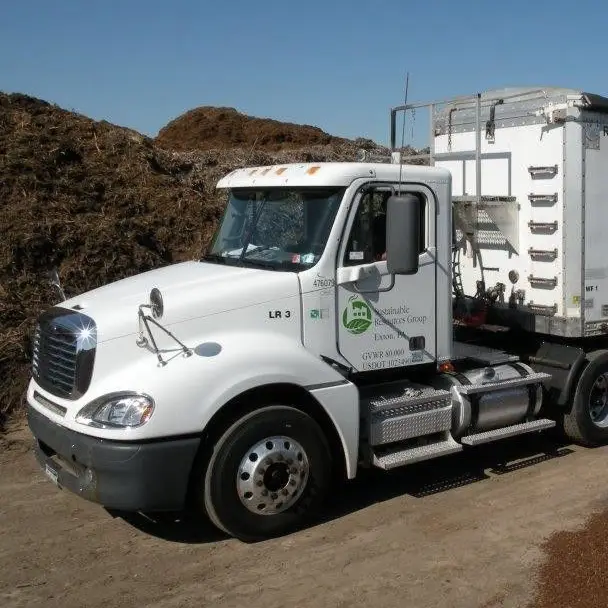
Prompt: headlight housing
<box><xmin>76</xmin><ymin>392</ymin><xmax>155</xmax><ymax>429</ymax></box>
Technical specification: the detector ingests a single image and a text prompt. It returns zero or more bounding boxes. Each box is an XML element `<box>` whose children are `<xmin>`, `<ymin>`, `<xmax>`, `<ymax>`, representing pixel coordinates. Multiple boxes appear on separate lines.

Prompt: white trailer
<box><xmin>391</xmin><ymin>86</ymin><xmax>608</xmax><ymax>337</ymax></box>
<box><xmin>26</xmin><ymin>87</ymin><xmax>608</xmax><ymax>541</ymax></box>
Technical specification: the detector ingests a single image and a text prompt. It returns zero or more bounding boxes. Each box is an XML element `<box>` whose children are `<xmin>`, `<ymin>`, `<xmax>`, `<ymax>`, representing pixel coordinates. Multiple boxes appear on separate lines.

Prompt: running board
<box><xmin>372</xmin><ymin>436</ymin><xmax>463</xmax><ymax>470</ymax></box>
<box><xmin>460</xmin><ymin>418</ymin><xmax>556</xmax><ymax>446</ymax></box>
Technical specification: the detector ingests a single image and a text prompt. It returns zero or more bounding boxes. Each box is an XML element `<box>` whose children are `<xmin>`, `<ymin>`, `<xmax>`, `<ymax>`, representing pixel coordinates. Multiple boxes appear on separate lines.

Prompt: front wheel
<box><xmin>200</xmin><ymin>406</ymin><xmax>332</xmax><ymax>542</ymax></box>
<box><xmin>564</xmin><ymin>351</ymin><xmax>608</xmax><ymax>446</ymax></box>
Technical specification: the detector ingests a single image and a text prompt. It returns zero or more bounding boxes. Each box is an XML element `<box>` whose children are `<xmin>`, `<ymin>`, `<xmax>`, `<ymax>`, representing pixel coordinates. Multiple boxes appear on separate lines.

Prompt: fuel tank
<box><xmin>433</xmin><ymin>362</ymin><xmax>543</xmax><ymax>438</ymax></box>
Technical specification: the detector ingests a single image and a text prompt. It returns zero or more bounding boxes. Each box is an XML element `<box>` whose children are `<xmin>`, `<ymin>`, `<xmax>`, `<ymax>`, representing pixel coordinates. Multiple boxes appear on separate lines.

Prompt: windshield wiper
<box><xmin>201</xmin><ymin>253</ymin><xmax>225</xmax><ymax>263</ymax></box>
<box><xmin>240</xmin><ymin>259</ymin><xmax>302</xmax><ymax>271</ymax></box>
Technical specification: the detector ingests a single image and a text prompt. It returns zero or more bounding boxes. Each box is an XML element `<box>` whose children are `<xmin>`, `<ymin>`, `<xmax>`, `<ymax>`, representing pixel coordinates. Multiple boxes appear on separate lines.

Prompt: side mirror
<box><xmin>386</xmin><ymin>193</ymin><xmax>420</xmax><ymax>275</ymax></box>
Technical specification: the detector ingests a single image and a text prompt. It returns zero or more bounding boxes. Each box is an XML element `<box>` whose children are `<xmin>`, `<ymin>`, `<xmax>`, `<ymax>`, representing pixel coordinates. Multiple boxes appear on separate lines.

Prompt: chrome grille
<box><xmin>32</xmin><ymin>308</ymin><xmax>97</xmax><ymax>400</ymax></box>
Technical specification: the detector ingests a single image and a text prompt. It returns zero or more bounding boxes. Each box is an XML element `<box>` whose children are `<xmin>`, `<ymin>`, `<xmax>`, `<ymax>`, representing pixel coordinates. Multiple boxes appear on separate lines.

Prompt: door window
<box><xmin>343</xmin><ymin>188</ymin><xmax>427</xmax><ymax>267</ymax></box>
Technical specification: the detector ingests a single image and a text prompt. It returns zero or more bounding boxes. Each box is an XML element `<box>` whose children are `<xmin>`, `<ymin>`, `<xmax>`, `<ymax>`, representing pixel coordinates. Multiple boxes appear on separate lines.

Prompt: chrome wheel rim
<box><xmin>589</xmin><ymin>372</ymin><xmax>608</xmax><ymax>428</ymax></box>
<box><xmin>237</xmin><ymin>436</ymin><xmax>309</xmax><ymax>515</ymax></box>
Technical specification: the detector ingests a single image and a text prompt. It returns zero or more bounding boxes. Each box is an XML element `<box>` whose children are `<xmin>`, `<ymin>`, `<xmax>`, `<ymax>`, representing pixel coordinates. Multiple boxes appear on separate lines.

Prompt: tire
<box><xmin>200</xmin><ymin>405</ymin><xmax>332</xmax><ymax>542</ymax></box>
<box><xmin>563</xmin><ymin>351</ymin><xmax>608</xmax><ymax>447</ymax></box>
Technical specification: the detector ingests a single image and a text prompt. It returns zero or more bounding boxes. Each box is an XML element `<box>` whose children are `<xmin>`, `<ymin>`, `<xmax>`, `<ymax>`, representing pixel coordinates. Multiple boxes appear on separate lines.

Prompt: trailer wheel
<box><xmin>201</xmin><ymin>405</ymin><xmax>332</xmax><ymax>541</ymax></box>
<box><xmin>564</xmin><ymin>351</ymin><xmax>608</xmax><ymax>446</ymax></box>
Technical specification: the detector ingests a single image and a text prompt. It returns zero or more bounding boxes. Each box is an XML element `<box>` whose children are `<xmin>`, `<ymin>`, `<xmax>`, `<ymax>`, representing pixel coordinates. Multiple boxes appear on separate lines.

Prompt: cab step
<box><xmin>362</xmin><ymin>382</ymin><xmax>452</xmax><ymax>447</ymax></box>
<box><xmin>460</xmin><ymin>418</ymin><xmax>556</xmax><ymax>446</ymax></box>
<box><xmin>372</xmin><ymin>435</ymin><xmax>463</xmax><ymax>470</ymax></box>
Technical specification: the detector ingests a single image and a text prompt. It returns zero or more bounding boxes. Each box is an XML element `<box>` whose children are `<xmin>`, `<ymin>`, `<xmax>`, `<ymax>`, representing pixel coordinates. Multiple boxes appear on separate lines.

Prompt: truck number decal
<box><xmin>269</xmin><ymin>310</ymin><xmax>291</xmax><ymax>319</ymax></box>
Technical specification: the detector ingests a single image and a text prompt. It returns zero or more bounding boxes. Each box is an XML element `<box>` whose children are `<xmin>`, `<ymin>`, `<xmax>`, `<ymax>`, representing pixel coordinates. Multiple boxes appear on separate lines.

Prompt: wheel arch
<box><xmin>194</xmin><ymin>382</ymin><xmax>350</xmax><ymax>484</ymax></box>
<box><xmin>528</xmin><ymin>341</ymin><xmax>587</xmax><ymax>412</ymax></box>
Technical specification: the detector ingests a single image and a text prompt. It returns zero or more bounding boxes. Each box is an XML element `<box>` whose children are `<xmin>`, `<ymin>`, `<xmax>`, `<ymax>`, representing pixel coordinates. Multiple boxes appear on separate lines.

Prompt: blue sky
<box><xmin>1</xmin><ymin>0</ymin><xmax>606</xmax><ymax>147</ymax></box>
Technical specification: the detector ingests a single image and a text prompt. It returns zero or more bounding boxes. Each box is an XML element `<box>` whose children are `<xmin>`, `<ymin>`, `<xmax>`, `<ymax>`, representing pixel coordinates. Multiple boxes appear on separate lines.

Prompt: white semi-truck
<box><xmin>27</xmin><ymin>87</ymin><xmax>608</xmax><ymax>541</ymax></box>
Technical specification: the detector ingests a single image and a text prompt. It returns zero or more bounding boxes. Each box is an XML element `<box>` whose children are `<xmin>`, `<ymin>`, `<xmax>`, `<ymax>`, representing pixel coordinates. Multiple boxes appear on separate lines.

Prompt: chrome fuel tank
<box><xmin>433</xmin><ymin>362</ymin><xmax>543</xmax><ymax>438</ymax></box>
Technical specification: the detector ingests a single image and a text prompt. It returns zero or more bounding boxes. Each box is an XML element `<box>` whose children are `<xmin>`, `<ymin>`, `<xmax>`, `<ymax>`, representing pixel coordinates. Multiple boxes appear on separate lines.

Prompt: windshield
<box><xmin>205</xmin><ymin>187</ymin><xmax>345</xmax><ymax>270</ymax></box>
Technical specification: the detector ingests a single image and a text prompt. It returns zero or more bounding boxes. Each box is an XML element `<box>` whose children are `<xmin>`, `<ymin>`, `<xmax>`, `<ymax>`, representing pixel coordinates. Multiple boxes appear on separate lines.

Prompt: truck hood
<box><xmin>59</xmin><ymin>261</ymin><xmax>300</xmax><ymax>342</ymax></box>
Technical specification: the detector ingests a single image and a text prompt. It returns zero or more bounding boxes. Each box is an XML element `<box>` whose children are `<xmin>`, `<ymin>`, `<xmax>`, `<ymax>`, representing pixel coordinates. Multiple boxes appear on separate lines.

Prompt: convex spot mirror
<box><xmin>386</xmin><ymin>193</ymin><xmax>421</xmax><ymax>275</ymax></box>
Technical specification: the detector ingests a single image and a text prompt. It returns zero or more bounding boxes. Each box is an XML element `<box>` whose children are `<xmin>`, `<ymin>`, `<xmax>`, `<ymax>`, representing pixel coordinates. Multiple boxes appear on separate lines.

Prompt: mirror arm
<box><xmin>336</xmin><ymin>261</ymin><xmax>391</xmax><ymax>285</ymax></box>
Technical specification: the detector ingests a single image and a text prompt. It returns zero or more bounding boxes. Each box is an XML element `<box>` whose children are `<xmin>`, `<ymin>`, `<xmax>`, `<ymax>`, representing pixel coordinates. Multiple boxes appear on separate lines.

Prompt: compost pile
<box><xmin>157</xmin><ymin>105</ymin><xmax>357</xmax><ymax>152</ymax></box>
<box><xmin>0</xmin><ymin>92</ymin><xmax>393</xmax><ymax>430</ymax></box>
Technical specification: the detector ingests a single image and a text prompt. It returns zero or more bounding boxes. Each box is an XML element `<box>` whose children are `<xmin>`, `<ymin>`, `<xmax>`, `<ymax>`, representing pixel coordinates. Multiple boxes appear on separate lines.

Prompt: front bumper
<box><xmin>27</xmin><ymin>404</ymin><xmax>200</xmax><ymax>512</ymax></box>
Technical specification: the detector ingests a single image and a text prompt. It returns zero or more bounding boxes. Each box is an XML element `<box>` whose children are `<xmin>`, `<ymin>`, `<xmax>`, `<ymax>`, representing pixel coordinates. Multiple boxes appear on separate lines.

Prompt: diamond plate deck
<box><xmin>457</xmin><ymin>372</ymin><xmax>551</xmax><ymax>395</ymax></box>
<box><xmin>461</xmin><ymin>418</ymin><xmax>556</xmax><ymax>446</ymax></box>
<box><xmin>372</xmin><ymin>436</ymin><xmax>463</xmax><ymax>470</ymax></box>
<box><xmin>453</xmin><ymin>341</ymin><xmax>519</xmax><ymax>365</ymax></box>
<box><xmin>364</xmin><ymin>384</ymin><xmax>451</xmax><ymax>415</ymax></box>
<box><xmin>370</xmin><ymin>405</ymin><xmax>452</xmax><ymax>446</ymax></box>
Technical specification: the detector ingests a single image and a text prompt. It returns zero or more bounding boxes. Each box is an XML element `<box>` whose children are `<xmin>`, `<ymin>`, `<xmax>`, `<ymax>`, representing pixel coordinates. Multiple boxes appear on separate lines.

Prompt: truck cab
<box><xmin>211</xmin><ymin>162</ymin><xmax>453</xmax><ymax>373</ymax></box>
<box><xmin>27</xmin><ymin>89</ymin><xmax>608</xmax><ymax>542</ymax></box>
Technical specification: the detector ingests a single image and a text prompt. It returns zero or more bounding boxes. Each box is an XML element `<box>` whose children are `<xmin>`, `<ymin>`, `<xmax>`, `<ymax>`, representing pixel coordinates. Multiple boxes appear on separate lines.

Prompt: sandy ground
<box><xmin>1</xmin><ymin>421</ymin><xmax>607</xmax><ymax>608</ymax></box>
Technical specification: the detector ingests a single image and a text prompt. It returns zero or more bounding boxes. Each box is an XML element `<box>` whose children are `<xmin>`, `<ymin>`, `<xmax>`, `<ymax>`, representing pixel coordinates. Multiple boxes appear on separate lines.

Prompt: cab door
<box><xmin>335</xmin><ymin>183</ymin><xmax>437</xmax><ymax>372</ymax></box>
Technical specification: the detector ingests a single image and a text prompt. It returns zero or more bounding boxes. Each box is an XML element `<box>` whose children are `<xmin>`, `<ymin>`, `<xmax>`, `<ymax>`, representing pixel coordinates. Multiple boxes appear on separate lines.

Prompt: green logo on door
<box><xmin>342</xmin><ymin>296</ymin><xmax>373</xmax><ymax>335</ymax></box>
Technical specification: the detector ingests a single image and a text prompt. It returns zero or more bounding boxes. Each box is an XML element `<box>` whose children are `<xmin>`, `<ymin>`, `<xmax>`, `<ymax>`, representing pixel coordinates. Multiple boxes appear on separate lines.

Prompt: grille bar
<box><xmin>38</xmin><ymin>355</ymin><xmax>74</xmax><ymax>375</ymax></box>
<box><xmin>37</xmin><ymin>343</ymin><xmax>77</xmax><ymax>366</ymax></box>
<box><xmin>41</xmin><ymin>364</ymin><xmax>75</xmax><ymax>383</ymax></box>
<box><xmin>46</xmin><ymin>333</ymin><xmax>76</xmax><ymax>347</ymax></box>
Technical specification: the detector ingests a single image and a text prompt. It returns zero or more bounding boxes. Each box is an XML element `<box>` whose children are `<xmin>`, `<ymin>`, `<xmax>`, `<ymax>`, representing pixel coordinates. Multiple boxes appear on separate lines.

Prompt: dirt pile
<box><xmin>155</xmin><ymin>106</ymin><xmax>358</xmax><ymax>152</ymax></box>
<box><xmin>0</xmin><ymin>93</ymin><xmax>395</xmax><ymax>430</ymax></box>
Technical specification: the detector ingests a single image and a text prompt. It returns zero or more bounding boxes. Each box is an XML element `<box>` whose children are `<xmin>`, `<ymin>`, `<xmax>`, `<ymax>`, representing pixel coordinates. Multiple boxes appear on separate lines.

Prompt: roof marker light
<box><xmin>306</xmin><ymin>166</ymin><xmax>321</xmax><ymax>175</ymax></box>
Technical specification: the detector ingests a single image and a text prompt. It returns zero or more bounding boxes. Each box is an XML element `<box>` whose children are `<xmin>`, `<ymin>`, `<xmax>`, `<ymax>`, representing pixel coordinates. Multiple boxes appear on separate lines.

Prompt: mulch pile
<box><xmin>0</xmin><ymin>92</ymin><xmax>389</xmax><ymax>430</ymax></box>
<box><xmin>530</xmin><ymin>507</ymin><xmax>608</xmax><ymax>607</ymax></box>
<box><xmin>155</xmin><ymin>105</ymin><xmax>372</xmax><ymax>152</ymax></box>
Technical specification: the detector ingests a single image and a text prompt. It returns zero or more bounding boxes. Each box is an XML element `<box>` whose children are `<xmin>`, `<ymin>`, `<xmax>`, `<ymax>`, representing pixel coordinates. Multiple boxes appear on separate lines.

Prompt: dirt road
<box><xmin>1</xmin><ymin>422</ymin><xmax>607</xmax><ymax>608</ymax></box>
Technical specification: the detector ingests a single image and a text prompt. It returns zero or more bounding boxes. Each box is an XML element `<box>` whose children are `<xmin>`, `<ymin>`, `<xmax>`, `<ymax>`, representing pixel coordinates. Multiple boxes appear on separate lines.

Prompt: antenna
<box><xmin>397</xmin><ymin>72</ymin><xmax>410</xmax><ymax>194</ymax></box>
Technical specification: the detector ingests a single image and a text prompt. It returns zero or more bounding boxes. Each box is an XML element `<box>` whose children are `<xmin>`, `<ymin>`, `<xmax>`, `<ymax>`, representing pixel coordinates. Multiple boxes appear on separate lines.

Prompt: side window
<box><xmin>343</xmin><ymin>189</ymin><xmax>428</xmax><ymax>266</ymax></box>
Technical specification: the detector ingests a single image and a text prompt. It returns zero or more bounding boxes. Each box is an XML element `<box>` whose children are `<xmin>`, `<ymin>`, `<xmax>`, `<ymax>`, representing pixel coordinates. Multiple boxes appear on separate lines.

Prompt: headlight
<box><xmin>76</xmin><ymin>393</ymin><xmax>155</xmax><ymax>429</ymax></box>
